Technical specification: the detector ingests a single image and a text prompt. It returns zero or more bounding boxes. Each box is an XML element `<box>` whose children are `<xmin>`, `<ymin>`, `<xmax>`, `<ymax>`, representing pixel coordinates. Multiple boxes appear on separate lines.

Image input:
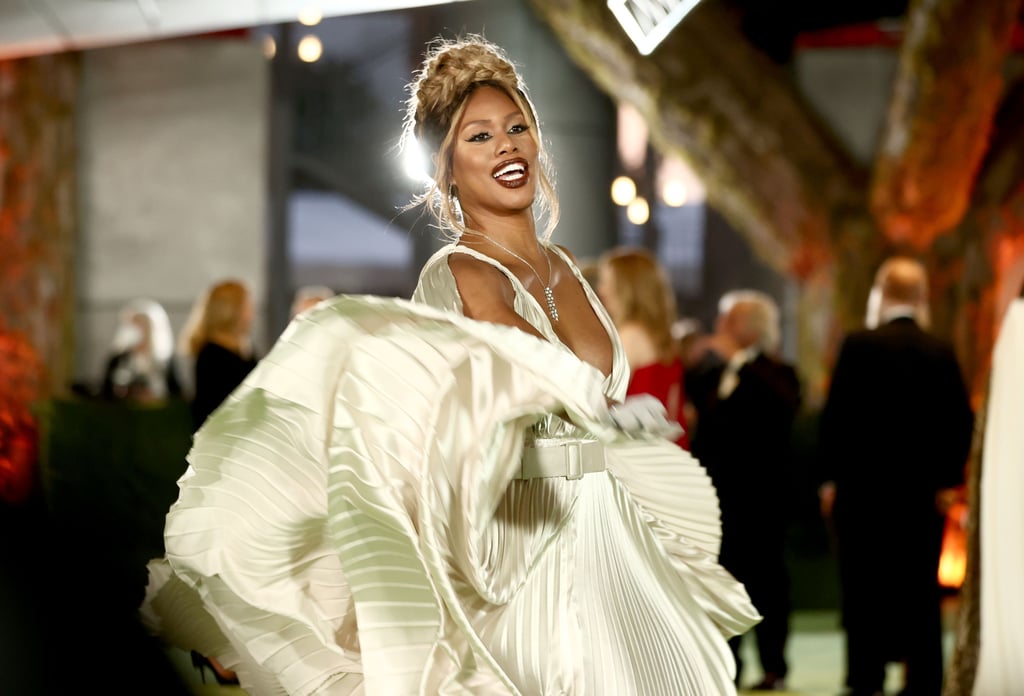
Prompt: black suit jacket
<box><xmin>818</xmin><ymin>316</ymin><xmax>974</xmax><ymax>640</ymax></box>
<box><xmin>690</xmin><ymin>352</ymin><xmax>802</xmax><ymax>543</ymax></box>
<box><xmin>818</xmin><ymin>317</ymin><xmax>973</xmax><ymax>528</ymax></box>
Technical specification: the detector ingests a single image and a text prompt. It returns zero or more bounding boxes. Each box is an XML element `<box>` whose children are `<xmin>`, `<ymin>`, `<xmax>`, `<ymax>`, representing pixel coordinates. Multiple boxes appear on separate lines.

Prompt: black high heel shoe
<box><xmin>190</xmin><ymin>650</ymin><xmax>240</xmax><ymax>686</ymax></box>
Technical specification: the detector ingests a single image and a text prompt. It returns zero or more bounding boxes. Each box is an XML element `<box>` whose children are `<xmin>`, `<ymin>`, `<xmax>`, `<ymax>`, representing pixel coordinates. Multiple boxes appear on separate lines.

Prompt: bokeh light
<box><xmin>611</xmin><ymin>176</ymin><xmax>637</xmax><ymax>206</ymax></box>
<box><xmin>297</xmin><ymin>35</ymin><xmax>323</xmax><ymax>63</ymax></box>
<box><xmin>262</xmin><ymin>35</ymin><xmax>276</xmax><ymax>59</ymax></box>
<box><xmin>298</xmin><ymin>7</ymin><xmax>323</xmax><ymax>26</ymax></box>
<box><xmin>661</xmin><ymin>178</ymin><xmax>688</xmax><ymax>207</ymax></box>
<box><xmin>626</xmin><ymin>196</ymin><xmax>650</xmax><ymax>225</ymax></box>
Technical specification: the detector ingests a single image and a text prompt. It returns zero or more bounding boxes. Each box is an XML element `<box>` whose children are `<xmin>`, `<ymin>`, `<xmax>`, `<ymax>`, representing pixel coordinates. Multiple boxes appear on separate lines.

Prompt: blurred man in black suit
<box><xmin>818</xmin><ymin>256</ymin><xmax>974</xmax><ymax>696</ymax></box>
<box><xmin>690</xmin><ymin>289</ymin><xmax>802</xmax><ymax>691</ymax></box>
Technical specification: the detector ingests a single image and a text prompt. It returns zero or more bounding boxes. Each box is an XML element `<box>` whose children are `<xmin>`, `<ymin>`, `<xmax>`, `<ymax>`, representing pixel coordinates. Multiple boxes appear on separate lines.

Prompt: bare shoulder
<box><xmin>447</xmin><ymin>251</ymin><xmax>506</xmax><ymax>286</ymax></box>
<box><xmin>446</xmin><ymin>251</ymin><xmax>518</xmax><ymax>322</ymax></box>
<box><xmin>552</xmin><ymin>243</ymin><xmax>577</xmax><ymax>263</ymax></box>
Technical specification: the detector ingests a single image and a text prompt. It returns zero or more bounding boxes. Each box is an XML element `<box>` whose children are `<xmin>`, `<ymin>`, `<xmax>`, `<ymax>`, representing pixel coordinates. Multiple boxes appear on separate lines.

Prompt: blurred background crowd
<box><xmin>3</xmin><ymin>0</ymin><xmax>1023</xmax><ymax>694</ymax></box>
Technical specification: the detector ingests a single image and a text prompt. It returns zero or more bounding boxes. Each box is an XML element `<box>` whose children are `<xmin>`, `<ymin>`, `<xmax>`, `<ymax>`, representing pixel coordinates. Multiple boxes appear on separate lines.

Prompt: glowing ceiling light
<box><xmin>626</xmin><ymin>196</ymin><xmax>650</xmax><ymax>225</ymax></box>
<box><xmin>657</xmin><ymin>155</ymin><xmax>706</xmax><ymax>206</ymax></box>
<box><xmin>298</xmin><ymin>6</ymin><xmax>323</xmax><ymax>26</ymax></box>
<box><xmin>297</xmin><ymin>35</ymin><xmax>322</xmax><ymax>63</ymax></box>
<box><xmin>608</xmin><ymin>0</ymin><xmax>704</xmax><ymax>55</ymax></box>
<box><xmin>262</xmin><ymin>35</ymin><xmax>276</xmax><ymax>59</ymax></box>
<box><xmin>610</xmin><ymin>176</ymin><xmax>637</xmax><ymax>206</ymax></box>
<box><xmin>661</xmin><ymin>179</ymin><xmax>688</xmax><ymax>207</ymax></box>
<box><xmin>617</xmin><ymin>102</ymin><xmax>648</xmax><ymax>171</ymax></box>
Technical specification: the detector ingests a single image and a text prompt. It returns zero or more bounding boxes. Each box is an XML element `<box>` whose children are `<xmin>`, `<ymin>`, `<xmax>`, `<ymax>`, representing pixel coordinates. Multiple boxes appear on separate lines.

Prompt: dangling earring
<box><xmin>450</xmin><ymin>184</ymin><xmax>464</xmax><ymax>226</ymax></box>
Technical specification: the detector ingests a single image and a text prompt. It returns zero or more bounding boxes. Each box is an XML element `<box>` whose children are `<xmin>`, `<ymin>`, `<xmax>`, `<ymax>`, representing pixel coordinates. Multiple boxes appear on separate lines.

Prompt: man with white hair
<box><xmin>689</xmin><ymin>289</ymin><xmax>801</xmax><ymax>691</ymax></box>
<box><xmin>818</xmin><ymin>256</ymin><xmax>974</xmax><ymax>696</ymax></box>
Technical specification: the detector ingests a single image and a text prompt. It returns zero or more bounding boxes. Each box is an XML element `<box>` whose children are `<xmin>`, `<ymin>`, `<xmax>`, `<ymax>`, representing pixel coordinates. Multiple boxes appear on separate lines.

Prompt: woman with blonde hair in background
<box><xmin>171</xmin><ymin>278</ymin><xmax>259</xmax><ymax>685</ymax></box>
<box><xmin>179</xmin><ymin>279</ymin><xmax>258</xmax><ymax>431</ymax></box>
<box><xmin>598</xmin><ymin>246</ymin><xmax>691</xmax><ymax>450</ymax></box>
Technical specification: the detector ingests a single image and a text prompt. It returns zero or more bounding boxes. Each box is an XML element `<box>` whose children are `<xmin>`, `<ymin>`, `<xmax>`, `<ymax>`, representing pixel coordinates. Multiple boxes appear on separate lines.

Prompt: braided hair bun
<box><xmin>408</xmin><ymin>37</ymin><xmax>524</xmax><ymax>155</ymax></box>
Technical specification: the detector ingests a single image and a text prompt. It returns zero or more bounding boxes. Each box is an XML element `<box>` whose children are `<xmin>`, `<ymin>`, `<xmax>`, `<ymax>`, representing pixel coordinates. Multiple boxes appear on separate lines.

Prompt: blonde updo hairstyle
<box><xmin>401</xmin><ymin>35</ymin><xmax>559</xmax><ymax>241</ymax></box>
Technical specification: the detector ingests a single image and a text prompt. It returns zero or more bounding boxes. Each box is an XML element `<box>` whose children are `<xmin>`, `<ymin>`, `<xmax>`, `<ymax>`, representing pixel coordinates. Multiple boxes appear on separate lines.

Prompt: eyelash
<box><xmin>466</xmin><ymin>124</ymin><xmax>529</xmax><ymax>143</ymax></box>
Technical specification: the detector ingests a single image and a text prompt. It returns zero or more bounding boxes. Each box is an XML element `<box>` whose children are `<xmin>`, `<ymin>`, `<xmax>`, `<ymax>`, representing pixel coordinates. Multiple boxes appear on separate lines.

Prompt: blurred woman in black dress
<box><xmin>179</xmin><ymin>279</ymin><xmax>258</xmax><ymax>431</ymax></box>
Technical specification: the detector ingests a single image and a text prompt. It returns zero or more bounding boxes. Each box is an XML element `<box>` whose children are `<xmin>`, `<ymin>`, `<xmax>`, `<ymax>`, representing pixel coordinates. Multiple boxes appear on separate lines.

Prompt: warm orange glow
<box><xmin>994</xmin><ymin>234</ymin><xmax>1024</xmax><ymax>332</ymax></box>
<box><xmin>938</xmin><ymin>502</ymin><xmax>967</xmax><ymax>589</ymax></box>
<box><xmin>0</xmin><ymin>332</ymin><xmax>42</xmax><ymax>504</ymax></box>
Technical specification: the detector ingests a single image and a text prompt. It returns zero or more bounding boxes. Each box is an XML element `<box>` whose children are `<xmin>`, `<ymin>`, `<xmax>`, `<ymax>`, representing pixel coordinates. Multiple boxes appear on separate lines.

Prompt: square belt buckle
<box><xmin>565</xmin><ymin>441</ymin><xmax>583</xmax><ymax>480</ymax></box>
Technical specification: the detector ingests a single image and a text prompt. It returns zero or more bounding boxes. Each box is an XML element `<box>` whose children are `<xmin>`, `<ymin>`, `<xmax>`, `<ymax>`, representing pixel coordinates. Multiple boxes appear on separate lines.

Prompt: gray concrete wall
<box><xmin>75</xmin><ymin>37</ymin><xmax>268</xmax><ymax>389</ymax></box>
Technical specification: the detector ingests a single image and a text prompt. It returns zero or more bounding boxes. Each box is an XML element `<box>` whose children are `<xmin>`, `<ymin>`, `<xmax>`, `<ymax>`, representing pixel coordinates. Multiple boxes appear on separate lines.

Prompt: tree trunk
<box><xmin>0</xmin><ymin>53</ymin><xmax>78</xmax><ymax>502</ymax></box>
<box><xmin>939</xmin><ymin>78</ymin><xmax>1024</xmax><ymax>396</ymax></box>
<box><xmin>526</xmin><ymin>0</ymin><xmax>882</xmax><ymax>401</ymax></box>
<box><xmin>870</xmin><ymin>0</ymin><xmax>1023</xmax><ymax>248</ymax></box>
<box><xmin>529</xmin><ymin>0</ymin><xmax>872</xmax><ymax>278</ymax></box>
<box><xmin>0</xmin><ymin>53</ymin><xmax>79</xmax><ymax>398</ymax></box>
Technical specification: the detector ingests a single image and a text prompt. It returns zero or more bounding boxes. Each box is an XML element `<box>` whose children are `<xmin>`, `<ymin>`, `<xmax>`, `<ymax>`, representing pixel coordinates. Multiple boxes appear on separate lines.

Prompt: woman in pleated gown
<box><xmin>140</xmin><ymin>35</ymin><xmax>759</xmax><ymax>696</ymax></box>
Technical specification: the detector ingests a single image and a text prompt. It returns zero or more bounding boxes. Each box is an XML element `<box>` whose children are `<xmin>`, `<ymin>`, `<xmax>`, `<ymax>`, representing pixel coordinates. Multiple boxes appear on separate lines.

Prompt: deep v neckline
<box><xmin>449</xmin><ymin>244</ymin><xmax>622</xmax><ymax>386</ymax></box>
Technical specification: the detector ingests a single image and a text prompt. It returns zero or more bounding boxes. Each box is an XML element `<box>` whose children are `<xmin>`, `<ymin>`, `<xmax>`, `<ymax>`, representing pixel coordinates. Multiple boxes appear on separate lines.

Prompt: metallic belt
<box><xmin>516</xmin><ymin>439</ymin><xmax>607</xmax><ymax>480</ymax></box>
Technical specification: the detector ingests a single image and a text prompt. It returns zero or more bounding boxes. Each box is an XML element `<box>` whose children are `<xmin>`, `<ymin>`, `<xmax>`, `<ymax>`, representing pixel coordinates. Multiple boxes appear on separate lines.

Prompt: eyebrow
<box><xmin>460</xmin><ymin>110</ymin><xmax>524</xmax><ymax>131</ymax></box>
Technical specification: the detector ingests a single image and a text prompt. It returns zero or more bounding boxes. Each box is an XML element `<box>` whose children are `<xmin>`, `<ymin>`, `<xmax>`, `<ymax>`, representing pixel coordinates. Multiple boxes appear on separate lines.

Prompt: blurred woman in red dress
<box><xmin>597</xmin><ymin>246</ymin><xmax>691</xmax><ymax>450</ymax></box>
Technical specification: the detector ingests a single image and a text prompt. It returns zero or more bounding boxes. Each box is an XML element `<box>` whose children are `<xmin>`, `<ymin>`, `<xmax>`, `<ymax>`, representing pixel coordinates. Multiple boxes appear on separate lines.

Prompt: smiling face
<box><xmin>450</xmin><ymin>85</ymin><xmax>538</xmax><ymax>226</ymax></box>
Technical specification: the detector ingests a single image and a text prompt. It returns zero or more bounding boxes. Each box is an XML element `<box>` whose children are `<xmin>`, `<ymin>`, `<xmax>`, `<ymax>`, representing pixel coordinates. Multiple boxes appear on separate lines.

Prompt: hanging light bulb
<box><xmin>610</xmin><ymin>176</ymin><xmax>637</xmax><ymax>207</ymax></box>
<box><xmin>661</xmin><ymin>178</ymin><xmax>688</xmax><ymax>207</ymax></box>
<box><xmin>262</xmin><ymin>35</ymin><xmax>276</xmax><ymax>59</ymax></box>
<box><xmin>626</xmin><ymin>196</ymin><xmax>650</xmax><ymax>225</ymax></box>
<box><xmin>617</xmin><ymin>103</ymin><xmax>648</xmax><ymax>171</ymax></box>
<box><xmin>657</xmin><ymin>155</ymin><xmax>707</xmax><ymax>206</ymax></box>
<box><xmin>297</xmin><ymin>35</ymin><xmax>323</xmax><ymax>63</ymax></box>
<box><xmin>298</xmin><ymin>6</ymin><xmax>323</xmax><ymax>26</ymax></box>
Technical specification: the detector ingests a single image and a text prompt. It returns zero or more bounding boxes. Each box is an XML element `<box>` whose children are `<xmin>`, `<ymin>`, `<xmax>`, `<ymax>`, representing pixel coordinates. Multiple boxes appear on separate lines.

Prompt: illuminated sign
<box><xmin>608</xmin><ymin>0</ymin><xmax>703</xmax><ymax>55</ymax></box>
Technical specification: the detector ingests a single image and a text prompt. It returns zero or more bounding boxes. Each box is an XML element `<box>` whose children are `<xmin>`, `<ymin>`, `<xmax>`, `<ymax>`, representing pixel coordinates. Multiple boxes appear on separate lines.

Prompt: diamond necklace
<box><xmin>463</xmin><ymin>231</ymin><xmax>559</xmax><ymax>322</ymax></box>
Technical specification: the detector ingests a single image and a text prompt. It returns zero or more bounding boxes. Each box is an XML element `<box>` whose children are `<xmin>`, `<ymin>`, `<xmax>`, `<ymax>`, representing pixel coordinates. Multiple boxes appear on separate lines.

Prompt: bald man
<box><xmin>818</xmin><ymin>257</ymin><xmax>974</xmax><ymax>696</ymax></box>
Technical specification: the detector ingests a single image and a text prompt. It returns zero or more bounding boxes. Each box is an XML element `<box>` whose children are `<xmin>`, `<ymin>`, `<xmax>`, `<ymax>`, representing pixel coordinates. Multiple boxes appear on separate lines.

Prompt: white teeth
<box><xmin>494</xmin><ymin>163</ymin><xmax>525</xmax><ymax>179</ymax></box>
